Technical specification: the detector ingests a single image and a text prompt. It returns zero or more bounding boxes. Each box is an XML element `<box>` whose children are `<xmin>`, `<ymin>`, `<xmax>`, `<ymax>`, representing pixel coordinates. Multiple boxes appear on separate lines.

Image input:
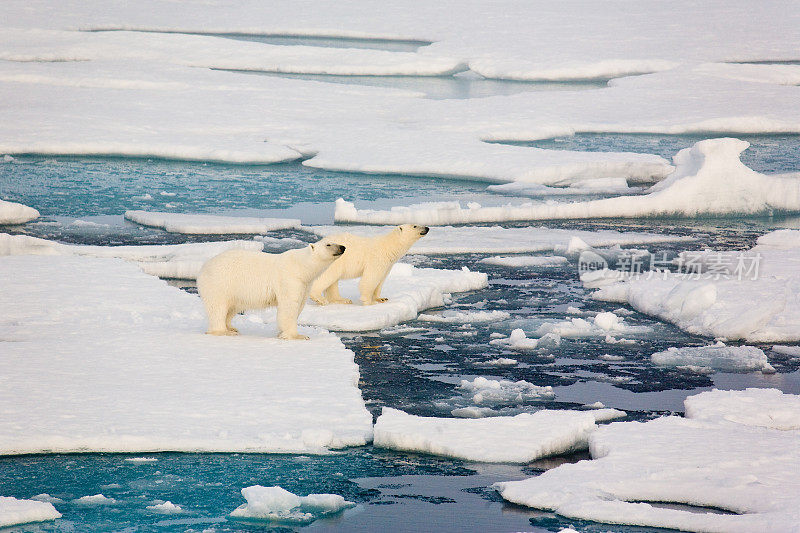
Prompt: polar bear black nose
<box><xmin>421</xmin><ymin>226</ymin><xmax>429</xmax><ymax>235</ymax></box>
<box><xmin>334</xmin><ymin>244</ymin><xmax>345</xmax><ymax>256</ymax></box>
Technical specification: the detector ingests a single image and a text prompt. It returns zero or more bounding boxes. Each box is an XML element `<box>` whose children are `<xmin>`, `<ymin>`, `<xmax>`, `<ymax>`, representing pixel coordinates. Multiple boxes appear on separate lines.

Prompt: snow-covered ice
<box><xmin>230</xmin><ymin>486</ymin><xmax>354</xmax><ymax>524</ymax></box>
<box><xmin>456</xmin><ymin>377</ymin><xmax>555</xmax><ymax>406</ymax></box>
<box><xmin>583</xmin><ymin>229</ymin><xmax>800</xmax><ymax>342</ymax></box>
<box><xmin>0</xmin><ymin>254</ymin><xmax>372</xmax><ymax>454</ymax></box>
<box><xmin>651</xmin><ymin>343</ymin><xmax>774</xmax><ymax>373</ymax></box>
<box><xmin>0</xmin><ymin>497</ymin><xmax>61</xmax><ymax>528</ymax></box>
<box><xmin>124</xmin><ymin>210</ymin><xmax>301</xmax><ymax>234</ymax></box>
<box><xmin>495</xmin><ymin>389</ymin><xmax>800</xmax><ymax>532</ymax></box>
<box><xmin>684</xmin><ymin>388</ymin><xmax>800</xmax><ymax>431</ymax></box>
<box><xmin>146</xmin><ymin>501</ymin><xmax>184</xmax><ymax>514</ymax></box>
<box><xmin>73</xmin><ymin>494</ymin><xmax>116</xmax><ymax>506</ymax></box>
<box><xmin>489</xmin><ymin>329</ymin><xmax>561</xmax><ymax>352</ymax></box>
<box><xmin>0</xmin><ymin>232</ymin><xmax>263</xmax><ymax>279</ymax></box>
<box><xmin>309</xmin><ymin>222</ymin><xmax>691</xmax><ymax>255</ymax></box>
<box><xmin>373</xmin><ymin>407</ymin><xmax>624</xmax><ymax>463</ymax></box>
<box><xmin>417</xmin><ymin>309</ymin><xmax>510</xmax><ymax>324</ymax></box>
<box><xmin>0</xmin><ymin>199</ymin><xmax>39</xmax><ymax>225</ymax></box>
<box><xmin>478</xmin><ymin>255</ymin><xmax>568</xmax><ymax>268</ymax></box>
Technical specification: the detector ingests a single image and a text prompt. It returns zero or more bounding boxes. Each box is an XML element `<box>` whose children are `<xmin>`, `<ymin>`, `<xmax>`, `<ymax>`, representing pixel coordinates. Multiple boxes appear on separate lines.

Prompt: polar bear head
<box><xmin>309</xmin><ymin>239</ymin><xmax>346</xmax><ymax>262</ymax></box>
<box><xmin>396</xmin><ymin>223</ymin><xmax>429</xmax><ymax>243</ymax></box>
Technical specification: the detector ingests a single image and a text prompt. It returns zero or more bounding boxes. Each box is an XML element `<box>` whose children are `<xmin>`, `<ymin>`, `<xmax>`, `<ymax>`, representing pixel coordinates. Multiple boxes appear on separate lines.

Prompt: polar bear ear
<box><xmin>310</xmin><ymin>243</ymin><xmax>316</xmax><ymax>251</ymax></box>
<box><xmin>399</xmin><ymin>226</ymin><xmax>403</xmax><ymax>232</ymax></box>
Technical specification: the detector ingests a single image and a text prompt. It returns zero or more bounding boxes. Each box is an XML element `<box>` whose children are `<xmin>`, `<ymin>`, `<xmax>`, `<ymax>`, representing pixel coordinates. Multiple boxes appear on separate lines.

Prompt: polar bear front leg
<box><xmin>205</xmin><ymin>300</ymin><xmax>238</xmax><ymax>336</ymax></box>
<box><xmin>359</xmin><ymin>266</ymin><xmax>388</xmax><ymax>306</ymax></box>
<box><xmin>277</xmin><ymin>288</ymin><xmax>309</xmax><ymax>340</ymax></box>
<box><xmin>309</xmin><ymin>261</ymin><xmax>346</xmax><ymax>305</ymax></box>
<box><xmin>225</xmin><ymin>308</ymin><xmax>239</xmax><ymax>335</ymax></box>
<box><xmin>372</xmin><ymin>277</ymin><xmax>389</xmax><ymax>303</ymax></box>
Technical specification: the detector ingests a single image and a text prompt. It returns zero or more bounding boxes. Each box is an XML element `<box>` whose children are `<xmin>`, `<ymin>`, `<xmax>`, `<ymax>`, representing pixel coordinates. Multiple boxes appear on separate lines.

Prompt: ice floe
<box><xmin>73</xmin><ymin>494</ymin><xmax>116</xmax><ymax>506</ymax></box>
<box><xmin>495</xmin><ymin>389</ymin><xmax>800</xmax><ymax>532</ymax></box>
<box><xmin>417</xmin><ymin>309</ymin><xmax>510</xmax><ymax>324</ymax></box>
<box><xmin>489</xmin><ymin>329</ymin><xmax>561</xmax><ymax>353</ymax></box>
<box><xmin>124</xmin><ymin>210</ymin><xmax>301</xmax><ymax>234</ymax></box>
<box><xmin>684</xmin><ymin>388</ymin><xmax>800</xmax><ymax>431</ymax></box>
<box><xmin>582</xmin><ymin>229</ymin><xmax>800</xmax><ymax>342</ymax></box>
<box><xmin>146</xmin><ymin>501</ymin><xmax>184</xmax><ymax>514</ymax></box>
<box><xmin>651</xmin><ymin>343</ymin><xmax>774</xmax><ymax>374</ymax></box>
<box><xmin>373</xmin><ymin>407</ymin><xmax>624</xmax><ymax>463</ymax></box>
<box><xmin>0</xmin><ymin>254</ymin><xmax>372</xmax><ymax>454</ymax></box>
<box><xmin>478</xmin><ymin>255</ymin><xmax>569</xmax><ymax>268</ymax></box>
<box><xmin>456</xmin><ymin>377</ymin><xmax>555</xmax><ymax>406</ymax></box>
<box><xmin>0</xmin><ymin>232</ymin><xmax>263</xmax><ymax>279</ymax></box>
<box><xmin>230</xmin><ymin>486</ymin><xmax>354</xmax><ymax>524</ymax></box>
<box><xmin>0</xmin><ymin>199</ymin><xmax>39</xmax><ymax>225</ymax></box>
<box><xmin>310</xmin><ymin>222</ymin><xmax>690</xmax><ymax>255</ymax></box>
<box><xmin>0</xmin><ymin>497</ymin><xmax>61</xmax><ymax>528</ymax></box>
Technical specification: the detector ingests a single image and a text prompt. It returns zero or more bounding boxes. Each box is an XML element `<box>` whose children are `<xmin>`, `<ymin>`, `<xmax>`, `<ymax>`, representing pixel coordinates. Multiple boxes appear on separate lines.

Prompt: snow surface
<box><xmin>0</xmin><ymin>199</ymin><xmax>39</xmax><ymax>225</ymax></box>
<box><xmin>0</xmin><ymin>254</ymin><xmax>373</xmax><ymax>454</ymax></box>
<box><xmin>651</xmin><ymin>343</ymin><xmax>774</xmax><ymax>373</ymax></box>
<box><xmin>334</xmin><ymin>139</ymin><xmax>800</xmax><ymax>223</ymax></box>
<box><xmin>309</xmin><ymin>223</ymin><xmax>690</xmax><ymax>255</ymax></box>
<box><xmin>0</xmin><ymin>232</ymin><xmax>263</xmax><ymax>279</ymax></box>
<box><xmin>685</xmin><ymin>388</ymin><xmax>800</xmax><ymax>431</ymax></box>
<box><xmin>0</xmin><ymin>497</ymin><xmax>61</xmax><ymax>528</ymax></box>
<box><xmin>124</xmin><ymin>210</ymin><xmax>301</xmax><ymax>234</ymax></box>
<box><xmin>478</xmin><ymin>255</ymin><xmax>568</xmax><ymax>268</ymax></box>
<box><xmin>373</xmin><ymin>407</ymin><xmax>624</xmax><ymax>463</ymax></box>
<box><xmin>583</xmin><ymin>229</ymin><xmax>800</xmax><ymax>342</ymax></box>
<box><xmin>230</xmin><ymin>486</ymin><xmax>354</xmax><ymax>524</ymax></box>
<box><xmin>495</xmin><ymin>389</ymin><xmax>800</xmax><ymax>532</ymax></box>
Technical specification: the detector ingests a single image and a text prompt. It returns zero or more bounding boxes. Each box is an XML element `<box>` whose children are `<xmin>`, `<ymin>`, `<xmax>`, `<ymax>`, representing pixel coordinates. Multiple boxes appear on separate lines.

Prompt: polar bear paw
<box><xmin>374</xmin><ymin>297</ymin><xmax>388</xmax><ymax>303</ymax></box>
<box><xmin>207</xmin><ymin>329</ymin><xmax>239</xmax><ymax>336</ymax></box>
<box><xmin>330</xmin><ymin>298</ymin><xmax>353</xmax><ymax>304</ymax></box>
<box><xmin>279</xmin><ymin>332</ymin><xmax>310</xmax><ymax>341</ymax></box>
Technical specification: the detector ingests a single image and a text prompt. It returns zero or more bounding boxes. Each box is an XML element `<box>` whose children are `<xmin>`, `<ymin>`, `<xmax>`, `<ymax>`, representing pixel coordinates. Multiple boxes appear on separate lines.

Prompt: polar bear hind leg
<box><xmin>277</xmin><ymin>284</ymin><xmax>310</xmax><ymax>340</ymax></box>
<box><xmin>324</xmin><ymin>282</ymin><xmax>352</xmax><ymax>305</ymax></box>
<box><xmin>310</xmin><ymin>259</ymin><xmax>351</xmax><ymax>305</ymax></box>
<box><xmin>205</xmin><ymin>299</ymin><xmax>238</xmax><ymax>336</ymax></box>
<box><xmin>359</xmin><ymin>266</ymin><xmax>388</xmax><ymax>306</ymax></box>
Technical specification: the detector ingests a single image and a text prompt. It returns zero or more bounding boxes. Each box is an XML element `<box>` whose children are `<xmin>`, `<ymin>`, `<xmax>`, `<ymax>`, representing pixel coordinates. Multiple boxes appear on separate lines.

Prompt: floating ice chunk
<box><xmin>487</xmin><ymin>178</ymin><xmax>638</xmax><ymax>197</ymax></box>
<box><xmin>146</xmin><ymin>501</ymin><xmax>184</xmax><ymax>514</ymax></box>
<box><xmin>651</xmin><ymin>343</ymin><xmax>773</xmax><ymax>373</ymax></box>
<box><xmin>490</xmin><ymin>329</ymin><xmax>561</xmax><ymax>352</ymax></box>
<box><xmin>310</xmin><ymin>222</ymin><xmax>690</xmax><ymax>255</ymax></box>
<box><xmin>495</xmin><ymin>392</ymin><xmax>800</xmax><ymax>531</ymax></box>
<box><xmin>417</xmin><ymin>309</ymin><xmax>510</xmax><ymax>324</ymax></box>
<box><xmin>450</xmin><ymin>406</ymin><xmax>499</xmax><ymax>418</ymax></box>
<box><xmin>457</xmin><ymin>377</ymin><xmax>554</xmax><ymax>406</ymax></box>
<box><xmin>482</xmin><ymin>357</ymin><xmax>518</xmax><ymax>367</ymax></box>
<box><xmin>0</xmin><ymin>497</ymin><xmax>61</xmax><ymax>528</ymax></box>
<box><xmin>30</xmin><ymin>494</ymin><xmax>63</xmax><ymax>504</ymax></box>
<box><xmin>124</xmin><ymin>457</ymin><xmax>158</xmax><ymax>463</ymax></box>
<box><xmin>479</xmin><ymin>255</ymin><xmax>569</xmax><ymax>268</ymax></box>
<box><xmin>373</xmin><ymin>407</ymin><xmax>621</xmax><ymax>463</ymax></box>
<box><xmin>0</xmin><ymin>199</ymin><xmax>39</xmax><ymax>225</ymax></box>
<box><xmin>599</xmin><ymin>354</ymin><xmax>625</xmax><ymax>362</ymax></box>
<box><xmin>124</xmin><ymin>210</ymin><xmax>301</xmax><ymax>234</ymax></box>
<box><xmin>533</xmin><ymin>313</ymin><xmax>650</xmax><ymax>339</ymax></box>
<box><xmin>230</xmin><ymin>486</ymin><xmax>354</xmax><ymax>524</ymax></box>
<box><xmin>772</xmin><ymin>345</ymin><xmax>800</xmax><ymax>357</ymax></box>
<box><xmin>685</xmin><ymin>388</ymin><xmax>800</xmax><ymax>431</ymax></box>
<box><xmin>73</xmin><ymin>494</ymin><xmax>116</xmax><ymax>505</ymax></box>
<box><xmin>0</xmin><ymin>255</ymin><xmax>372</xmax><ymax>454</ymax></box>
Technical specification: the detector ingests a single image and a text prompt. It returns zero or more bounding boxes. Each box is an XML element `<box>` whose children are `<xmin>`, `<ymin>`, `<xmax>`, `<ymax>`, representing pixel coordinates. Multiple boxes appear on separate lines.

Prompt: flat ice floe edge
<box><xmin>0</xmin><ymin>199</ymin><xmax>40</xmax><ymax>225</ymax></box>
<box><xmin>124</xmin><ymin>210</ymin><xmax>301</xmax><ymax>234</ymax></box>
<box><xmin>494</xmin><ymin>388</ymin><xmax>800</xmax><ymax>532</ymax></box>
<box><xmin>0</xmin><ymin>254</ymin><xmax>373</xmax><ymax>455</ymax></box>
<box><xmin>373</xmin><ymin>407</ymin><xmax>626</xmax><ymax>463</ymax></box>
<box><xmin>651</xmin><ymin>343</ymin><xmax>775</xmax><ymax>374</ymax></box>
<box><xmin>0</xmin><ymin>497</ymin><xmax>61</xmax><ymax>528</ymax></box>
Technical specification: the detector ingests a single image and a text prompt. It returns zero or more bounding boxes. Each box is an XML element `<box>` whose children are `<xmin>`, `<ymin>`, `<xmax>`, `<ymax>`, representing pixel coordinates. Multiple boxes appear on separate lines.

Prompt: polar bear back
<box><xmin>197</xmin><ymin>249</ymin><xmax>284</xmax><ymax>312</ymax></box>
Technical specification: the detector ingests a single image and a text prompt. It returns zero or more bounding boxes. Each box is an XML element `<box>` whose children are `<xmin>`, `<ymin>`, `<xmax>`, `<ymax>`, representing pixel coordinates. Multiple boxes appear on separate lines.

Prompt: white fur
<box><xmin>197</xmin><ymin>240</ymin><xmax>344</xmax><ymax>339</ymax></box>
<box><xmin>310</xmin><ymin>224</ymin><xmax>429</xmax><ymax>306</ymax></box>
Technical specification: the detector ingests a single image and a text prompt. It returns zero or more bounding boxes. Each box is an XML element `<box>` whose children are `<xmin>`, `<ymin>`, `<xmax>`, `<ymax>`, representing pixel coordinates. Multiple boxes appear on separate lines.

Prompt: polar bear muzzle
<box><xmin>327</xmin><ymin>243</ymin><xmax>346</xmax><ymax>256</ymax></box>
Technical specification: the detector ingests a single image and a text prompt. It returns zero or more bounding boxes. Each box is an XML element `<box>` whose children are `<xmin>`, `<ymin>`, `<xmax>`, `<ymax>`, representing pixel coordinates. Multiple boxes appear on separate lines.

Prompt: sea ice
<box><xmin>373</xmin><ymin>407</ymin><xmax>624</xmax><ymax>463</ymax></box>
<box><xmin>489</xmin><ymin>329</ymin><xmax>561</xmax><ymax>352</ymax></box>
<box><xmin>0</xmin><ymin>497</ymin><xmax>61</xmax><ymax>528</ymax></box>
<box><xmin>230</xmin><ymin>486</ymin><xmax>354</xmax><ymax>524</ymax></box>
<box><xmin>0</xmin><ymin>254</ymin><xmax>373</xmax><ymax>454</ymax></box>
<box><xmin>73</xmin><ymin>494</ymin><xmax>116</xmax><ymax>505</ymax></box>
<box><xmin>478</xmin><ymin>255</ymin><xmax>569</xmax><ymax>268</ymax></box>
<box><xmin>146</xmin><ymin>501</ymin><xmax>184</xmax><ymax>514</ymax></box>
<box><xmin>495</xmin><ymin>389</ymin><xmax>800</xmax><ymax>532</ymax></box>
<box><xmin>309</xmin><ymin>222</ymin><xmax>691</xmax><ymax>255</ymax></box>
<box><xmin>417</xmin><ymin>309</ymin><xmax>510</xmax><ymax>324</ymax></box>
<box><xmin>582</xmin><ymin>229</ymin><xmax>800</xmax><ymax>342</ymax></box>
<box><xmin>651</xmin><ymin>343</ymin><xmax>774</xmax><ymax>373</ymax></box>
<box><xmin>457</xmin><ymin>377</ymin><xmax>555</xmax><ymax>406</ymax></box>
<box><xmin>124</xmin><ymin>210</ymin><xmax>301</xmax><ymax>234</ymax></box>
<box><xmin>0</xmin><ymin>199</ymin><xmax>39</xmax><ymax>225</ymax></box>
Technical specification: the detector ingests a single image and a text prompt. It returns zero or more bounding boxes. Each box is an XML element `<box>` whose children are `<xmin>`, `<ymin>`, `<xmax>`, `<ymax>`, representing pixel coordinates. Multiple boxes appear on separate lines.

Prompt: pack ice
<box><xmin>0</xmin><ymin>497</ymin><xmax>61</xmax><ymax>528</ymax></box>
<box><xmin>124</xmin><ymin>210</ymin><xmax>301</xmax><ymax>234</ymax></box>
<box><xmin>495</xmin><ymin>388</ymin><xmax>800</xmax><ymax>532</ymax></box>
<box><xmin>582</xmin><ymin>229</ymin><xmax>800</xmax><ymax>342</ymax></box>
<box><xmin>0</xmin><ymin>254</ymin><xmax>373</xmax><ymax>454</ymax></box>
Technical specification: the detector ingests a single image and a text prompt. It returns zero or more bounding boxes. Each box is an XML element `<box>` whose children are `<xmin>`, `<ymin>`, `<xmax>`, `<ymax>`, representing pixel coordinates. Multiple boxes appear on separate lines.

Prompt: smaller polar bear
<box><xmin>310</xmin><ymin>224</ymin><xmax>429</xmax><ymax>306</ymax></box>
<box><xmin>197</xmin><ymin>239</ymin><xmax>345</xmax><ymax>339</ymax></box>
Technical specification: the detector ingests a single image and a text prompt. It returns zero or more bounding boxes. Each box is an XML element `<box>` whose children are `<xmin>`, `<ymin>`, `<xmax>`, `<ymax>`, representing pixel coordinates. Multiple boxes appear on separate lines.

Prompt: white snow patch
<box><xmin>124</xmin><ymin>210</ymin><xmax>301</xmax><ymax>234</ymax></box>
<box><xmin>0</xmin><ymin>199</ymin><xmax>39</xmax><ymax>225</ymax></box>
<box><xmin>417</xmin><ymin>309</ymin><xmax>509</xmax><ymax>324</ymax></box>
<box><xmin>0</xmin><ymin>254</ymin><xmax>372</xmax><ymax>454</ymax></box>
<box><xmin>651</xmin><ymin>343</ymin><xmax>773</xmax><ymax>373</ymax></box>
<box><xmin>311</xmin><ymin>220</ymin><xmax>690</xmax><ymax>255</ymax></box>
<box><xmin>373</xmin><ymin>407</ymin><xmax>622</xmax><ymax>463</ymax></box>
<box><xmin>478</xmin><ymin>255</ymin><xmax>569</xmax><ymax>268</ymax></box>
<box><xmin>495</xmin><ymin>389</ymin><xmax>800</xmax><ymax>531</ymax></box>
<box><xmin>230</xmin><ymin>486</ymin><xmax>354</xmax><ymax>524</ymax></box>
<box><xmin>0</xmin><ymin>497</ymin><xmax>61</xmax><ymax>528</ymax></box>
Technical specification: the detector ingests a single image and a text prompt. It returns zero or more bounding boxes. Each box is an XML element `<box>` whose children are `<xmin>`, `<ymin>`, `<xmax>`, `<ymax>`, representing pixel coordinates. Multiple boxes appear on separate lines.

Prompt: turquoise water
<box><xmin>2</xmin><ymin>136</ymin><xmax>800</xmax><ymax>532</ymax></box>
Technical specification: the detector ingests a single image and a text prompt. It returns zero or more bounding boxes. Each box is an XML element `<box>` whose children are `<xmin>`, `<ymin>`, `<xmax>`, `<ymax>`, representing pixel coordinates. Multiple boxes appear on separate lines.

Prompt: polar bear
<box><xmin>310</xmin><ymin>224</ymin><xmax>429</xmax><ymax>306</ymax></box>
<box><xmin>197</xmin><ymin>239</ymin><xmax>345</xmax><ymax>339</ymax></box>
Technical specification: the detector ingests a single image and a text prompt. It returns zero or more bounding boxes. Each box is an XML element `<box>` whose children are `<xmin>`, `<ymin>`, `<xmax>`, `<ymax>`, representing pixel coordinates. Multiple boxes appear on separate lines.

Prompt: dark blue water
<box><xmin>2</xmin><ymin>136</ymin><xmax>800</xmax><ymax>532</ymax></box>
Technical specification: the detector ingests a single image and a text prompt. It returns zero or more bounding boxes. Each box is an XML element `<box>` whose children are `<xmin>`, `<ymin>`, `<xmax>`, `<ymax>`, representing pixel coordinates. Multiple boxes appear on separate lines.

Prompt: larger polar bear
<box><xmin>310</xmin><ymin>224</ymin><xmax>429</xmax><ymax>306</ymax></box>
<box><xmin>197</xmin><ymin>239</ymin><xmax>345</xmax><ymax>339</ymax></box>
